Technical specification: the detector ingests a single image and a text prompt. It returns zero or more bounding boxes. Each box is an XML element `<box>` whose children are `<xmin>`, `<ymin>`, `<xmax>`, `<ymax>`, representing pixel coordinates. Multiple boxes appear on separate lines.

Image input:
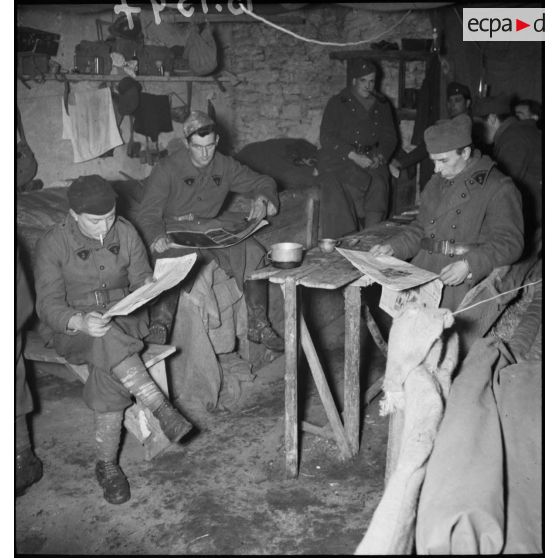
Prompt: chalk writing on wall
<box><xmin>114</xmin><ymin>0</ymin><xmax>254</xmax><ymax>27</ymax></box>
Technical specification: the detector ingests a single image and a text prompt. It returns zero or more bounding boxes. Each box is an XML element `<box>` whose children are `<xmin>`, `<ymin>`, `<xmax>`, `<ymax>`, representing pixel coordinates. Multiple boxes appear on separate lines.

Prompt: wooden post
<box><xmin>304</xmin><ymin>187</ymin><xmax>320</xmax><ymax>249</ymax></box>
<box><xmin>344</xmin><ymin>285</ymin><xmax>361</xmax><ymax>456</ymax></box>
<box><xmin>284</xmin><ymin>277</ymin><xmax>299</xmax><ymax>478</ymax></box>
<box><xmin>300</xmin><ymin>315</ymin><xmax>352</xmax><ymax>459</ymax></box>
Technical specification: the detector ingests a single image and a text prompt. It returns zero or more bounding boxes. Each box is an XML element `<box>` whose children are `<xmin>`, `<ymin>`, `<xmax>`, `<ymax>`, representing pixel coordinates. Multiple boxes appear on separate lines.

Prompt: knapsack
<box><xmin>184</xmin><ymin>23</ymin><xmax>218</xmax><ymax>76</ymax></box>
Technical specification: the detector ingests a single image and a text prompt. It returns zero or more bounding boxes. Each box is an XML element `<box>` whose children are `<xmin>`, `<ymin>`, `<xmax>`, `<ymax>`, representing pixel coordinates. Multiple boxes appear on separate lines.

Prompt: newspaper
<box><xmin>166</xmin><ymin>218</ymin><xmax>268</xmax><ymax>249</ymax></box>
<box><xmin>102</xmin><ymin>253</ymin><xmax>197</xmax><ymax>318</ymax></box>
<box><xmin>336</xmin><ymin>249</ymin><xmax>439</xmax><ymax>291</ymax></box>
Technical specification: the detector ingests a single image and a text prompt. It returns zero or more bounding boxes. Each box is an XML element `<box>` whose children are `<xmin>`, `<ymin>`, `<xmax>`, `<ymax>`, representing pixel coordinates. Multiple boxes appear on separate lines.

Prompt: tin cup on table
<box><xmin>318</xmin><ymin>238</ymin><xmax>340</xmax><ymax>254</ymax></box>
<box><xmin>266</xmin><ymin>242</ymin><xmax>304</xmax><ymax>269</ymax></box>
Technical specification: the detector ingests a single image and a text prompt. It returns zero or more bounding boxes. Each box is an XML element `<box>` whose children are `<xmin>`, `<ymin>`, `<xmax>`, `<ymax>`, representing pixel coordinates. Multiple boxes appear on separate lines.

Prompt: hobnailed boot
<box><xmin>245</xmin><ymin>279</ymin><xmax>284</xmax><ymax>352</ymax></box>
<box><xmin>95</xmin><ymin>461</ymin><xmax>130</xmax><ymax>505</ymax></box>
<box><xmin>112</xmin><ymin>356</ymin><xmax>194</xmax><ymax>443</ymax></box>
<box><xmin>15</xmin><ymin>447</ymin><xmax>43</xmax><ymax>497</ymax></box>
<box><xmin>152</xmin><ymin>399</ymin><xmax>193</xmax><ymax>443</ymax></box>
<box><xmin>146</xmin><ymin>287</ymin><xmax>181</xmax><ymax>344</ymax></box>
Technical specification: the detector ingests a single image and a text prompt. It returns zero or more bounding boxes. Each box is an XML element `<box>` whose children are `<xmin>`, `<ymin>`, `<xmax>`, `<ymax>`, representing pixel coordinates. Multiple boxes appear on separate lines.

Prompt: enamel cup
<box><xmin>267</xmin><ymin>242</ymin><xmax>304</xmax><ymax>268</ymax></box>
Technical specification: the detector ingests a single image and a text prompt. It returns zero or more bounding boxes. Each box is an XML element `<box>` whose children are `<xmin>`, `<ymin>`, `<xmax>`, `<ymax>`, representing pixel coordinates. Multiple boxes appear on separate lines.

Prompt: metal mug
<box><xmin>266</xmin><ymin>242</ymin><xmax>304</xmax><ymax>269</ymax></box>
<box><xmin>318</xmin><ymin>238</ymin><xmax>340</xmax><ymax>253</ymax></box>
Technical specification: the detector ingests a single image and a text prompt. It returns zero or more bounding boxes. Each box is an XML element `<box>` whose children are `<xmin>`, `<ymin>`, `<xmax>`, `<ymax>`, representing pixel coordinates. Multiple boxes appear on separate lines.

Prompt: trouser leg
<box><xmin>112</xmin><ymin>355</ymin><xmax>193</xmax><ymax>443</ymax></box>
<box><xmin>245</xmin><ymin>279</ymin><xmax>284</xmax><ymax>352</ymax></box>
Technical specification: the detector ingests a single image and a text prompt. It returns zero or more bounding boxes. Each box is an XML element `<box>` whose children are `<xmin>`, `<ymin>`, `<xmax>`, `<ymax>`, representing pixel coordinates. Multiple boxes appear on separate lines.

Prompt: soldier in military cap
<box><xmin>369</xmin><ymin>114</ymin><xmax>524</xmax><ymax>312</ymax></box>
<box><xmin>136</xmin><ymin>110</ymin><xmax>284</xmax><ymax>353</ymax></box>
<box><xmin>317</xmin><ymin>57</ymin><xmax>398</xmax><ymax>238</ymax></box>
<box><xmin>474</xmin><ymin>95</ymin><xmax>542</xmax><ymax>249</ymax></box>
<box><xmin>33</xmin><ymin>175</ymin><xmax>194</xmax><ymax>505</ymax></box>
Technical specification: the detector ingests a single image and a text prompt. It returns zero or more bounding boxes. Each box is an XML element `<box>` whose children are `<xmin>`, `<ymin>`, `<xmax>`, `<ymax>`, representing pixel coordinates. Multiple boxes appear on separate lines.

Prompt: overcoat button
<box><xmin>451</xmin><ymin>224</ymin><xmax>456</xmax><ymax>229</ymax></box>
<box><xmin>461</xmin><ymin>193</ymin><xmax>466</xmax><ymax>198</ymax></box>
<box><xmin>456</xmin><ymin>209</ymin><xmax>461</xmax><ymax>214</ymax></box>
<box><xmin>430</xmin><ymin>233</ymin><xmax>435</xmax><ymax>238</ymax></box>
<box><xmin>428</xmin><ymin>250</ymin><xmax>433</xmax><ymax>254</ymax></box>
<box><xmin>100</xmin><ymin>265</ymin><xmax>105</xmax><ymax>270</ymax></box>
<box><xmin>430</xmin><ymin>219</ymin><xmax>435</xmax><ymax>224</ymax></box>
<box><xmin>450</xmin><ymin>239</ymin><xmax>455</xmax><ymax>243</ymax></box>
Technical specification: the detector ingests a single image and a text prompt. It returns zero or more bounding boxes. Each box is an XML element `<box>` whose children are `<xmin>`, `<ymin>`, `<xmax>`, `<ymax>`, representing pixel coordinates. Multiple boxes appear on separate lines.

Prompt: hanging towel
<box><xmin>133</xmin><ymin>92</ymin><xmax>173</xmax><ymax>142</ymax></box>
<box><xmin>61</xmin><ymin>87</ymin><xmax>123</xmax><ymax>163</ymax></box>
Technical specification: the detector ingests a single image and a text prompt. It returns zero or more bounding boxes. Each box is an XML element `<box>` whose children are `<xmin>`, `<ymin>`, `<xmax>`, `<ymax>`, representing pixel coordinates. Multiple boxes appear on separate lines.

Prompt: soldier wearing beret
<box><xmin>389</xmin><ymin>82</ymin><xmax>472</xmax><ymax>184</ymax></box>
<box><xmin>369</xmin><ymin>114</ymin><xmax>524</xmax><ymax>312</ymax></box>
<box><xmin>474</xmin><ymin>95</ymin><xmax>542</xmax><ymax>251</ymax></box>
<box><xmin>33</xmin><ymin>175</ymin><xmax>193</xmax><ymax>505</ymax></box>
<box><xmin>317</xmin><ymin>58</ymin><xmax>398</xmax><ymax>238</ymax></box>
<box><xmin>136</xmin><ymin>111</ymin><xmax>284</xmax><ymax>352</ymax></box>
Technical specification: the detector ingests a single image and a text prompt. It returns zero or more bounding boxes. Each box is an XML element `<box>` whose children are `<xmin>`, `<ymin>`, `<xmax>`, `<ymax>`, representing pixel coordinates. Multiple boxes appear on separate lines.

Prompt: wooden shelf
<box><xmin>43</xmin><ymin>73</ymin><xmax>229</xmax><ymax>83</ymax></box>
<box><xmin>330</xmin><ymin>49</ymin><xmax>431</xmax><ymax>62</ymax></box>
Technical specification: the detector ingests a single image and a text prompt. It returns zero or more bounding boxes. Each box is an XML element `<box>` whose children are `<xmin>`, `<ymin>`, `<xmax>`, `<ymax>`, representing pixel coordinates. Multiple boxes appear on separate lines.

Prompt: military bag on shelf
<box><xmin>74</xmin><ymin>40</ymin><xmax>112</xmax><ymax>74</ymax></box>
<box><xmin>17</xmin><ymin>52</ymin><xmax>50</xmax><ymax>79</ymax></box>
<box><xmin>184</xmin><ymin>23</ymin><xmax>217</xmax><ymax>76</ymax></box>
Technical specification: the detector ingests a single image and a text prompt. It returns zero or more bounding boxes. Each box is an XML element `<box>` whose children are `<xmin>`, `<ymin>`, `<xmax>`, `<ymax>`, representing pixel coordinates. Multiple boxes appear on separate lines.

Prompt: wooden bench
<box><xmin>23</xmin><ymin>331</ymin><xmax>177</xmax><ymax>461</ymax></box>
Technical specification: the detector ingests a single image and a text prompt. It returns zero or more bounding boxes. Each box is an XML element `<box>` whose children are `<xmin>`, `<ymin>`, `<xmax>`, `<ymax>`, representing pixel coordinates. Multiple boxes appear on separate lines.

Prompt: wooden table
<box><xmin>250</xmin><ymin>222</ymin><xmax>403</xmax><ymax>478</ymax></box>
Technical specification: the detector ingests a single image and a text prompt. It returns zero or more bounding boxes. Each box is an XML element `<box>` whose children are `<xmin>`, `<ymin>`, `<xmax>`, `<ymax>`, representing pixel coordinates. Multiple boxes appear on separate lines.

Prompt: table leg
<box><xmin>283</xmin><ymin>277</ymin><xmax>299</xmax><ymax>478</ymax></box>
<box><xmin>344</xmin><ymin>284</ymin><xmax>361</xmax><ymax>456</ymax></box>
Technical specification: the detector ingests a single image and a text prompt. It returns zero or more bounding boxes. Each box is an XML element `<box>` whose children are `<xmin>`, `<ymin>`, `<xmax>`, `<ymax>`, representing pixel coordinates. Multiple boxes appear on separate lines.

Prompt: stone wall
<box><xmin>17</xmin><ymin>4</ymin><xmax>432</xmax><ymax>187</ymax></box>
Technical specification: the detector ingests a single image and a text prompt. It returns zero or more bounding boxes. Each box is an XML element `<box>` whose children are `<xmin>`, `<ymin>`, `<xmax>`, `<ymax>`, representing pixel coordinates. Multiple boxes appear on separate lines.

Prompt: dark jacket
<box><xmin>136</xmin><ymin>147</ymin><xmax>279</xmax><ymax>246</ymax></box>
<box><xmin>492</xmin><ymin>117</ymin><xmax>542</xmax><ymax>229</ymax></box>
<box><xmin>389</xmin><ymin>151</ymin><xmax>524</xmax><ymax>310</ymax></box>
<box><xmin>317</xmin><ymin>87</ymin><xmax>398</xmax><ymax>173</ymax></box>
<box><xmin>34</xmin><ymin>215</ymin><xmax>152</xmax><ymax>340</ymax></box>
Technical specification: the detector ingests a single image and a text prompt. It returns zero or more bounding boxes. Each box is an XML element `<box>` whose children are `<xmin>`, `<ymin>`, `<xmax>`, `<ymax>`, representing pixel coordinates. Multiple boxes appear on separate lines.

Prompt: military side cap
<box><xmin>473</xmin><ymin>94</ymin><xmax>512</xmax><ymax>117</ymax></box>
<box><xmin>348</xmin><ymin>58</ymin><xmax>378</xmax><ymax>80</ymax></box>
<box><xmin>424</xmin><ymin>114</ymin><xmax>472</xmax><ymax>154</ymax></box>
<box><xmin>446</xmin><ymin>81</ymin><xmax>471</xmax><ymax>100</ymax></box>
<box><xmin>68</xmin><ymin>175</ymin><xmax>116</xmax><ymax>215</ymax></box>
<box><xmin>183</xmin><ymin>110</ymin><xmax>215</xmax><ymax>138</ymax></box>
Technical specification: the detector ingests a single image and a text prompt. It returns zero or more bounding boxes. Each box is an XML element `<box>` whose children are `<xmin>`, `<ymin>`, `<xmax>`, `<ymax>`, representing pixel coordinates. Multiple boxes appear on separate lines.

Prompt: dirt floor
<box><xmin>15</xmin><ymin>318</ymin><xmax>389</xmax><ymax>555</ymax></box>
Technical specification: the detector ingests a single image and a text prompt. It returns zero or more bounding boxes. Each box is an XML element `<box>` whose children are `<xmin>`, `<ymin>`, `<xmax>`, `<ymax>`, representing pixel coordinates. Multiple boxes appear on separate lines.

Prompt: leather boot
<box><xmin>152</xmin><ymin>399</ymin><xmax>194</xmax><ymax>443</ymax></box>
<box><xmin>245</xmin><ymin>279</ymin><xmax>284</xmax><ymax>352</ymax></box>
<box><xmin>15</xmin><ymin>447</ymin><xmax>43</xmax><ymax>496</ymax></box>
<box><xmin>146</xmin><ymin>287</ymin><xmax>181</xmax><ymax>344</ymax></box>
<box><xmin>95</xmin><ymin>460</ymin><xmax>130</xmax><ymax>505</ymax></box>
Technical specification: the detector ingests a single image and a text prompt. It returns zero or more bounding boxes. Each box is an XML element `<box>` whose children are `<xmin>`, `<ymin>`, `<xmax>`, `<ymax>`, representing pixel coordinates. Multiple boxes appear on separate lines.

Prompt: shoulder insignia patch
<box><xmin>76</xmin><ymin>249</ymin><xmax>90</xmax><ymax>260</ymax></box>
<box><xmin>472</xmin><ymin>171</ymin><xmax>487</xmax><ymax>185</ymax></box>
<box><xmin>108</xmin><ymin>244</ymin><xmax>120</xmax><ymax>255</ymax></box>
<box><xmin>184</xmin><ymin>177</ymin><xmax>195</xmax><ymax>186</ymax></box>
<box><xmin>213</xmin><ymin>175</ymin><xmax>221</xmax><ymax>186</ymax></box>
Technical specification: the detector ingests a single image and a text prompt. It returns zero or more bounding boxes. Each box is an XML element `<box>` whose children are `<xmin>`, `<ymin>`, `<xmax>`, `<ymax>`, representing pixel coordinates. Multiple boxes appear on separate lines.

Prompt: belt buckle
<box><xmin>440</xmin><ymin>240</ymin><xmax>450</xmax><ymax>256</ymax></box>
<box><xmin>94</xmin><ymin>289</ymin><xmax>109</xmax><ymax>306</ymax></box>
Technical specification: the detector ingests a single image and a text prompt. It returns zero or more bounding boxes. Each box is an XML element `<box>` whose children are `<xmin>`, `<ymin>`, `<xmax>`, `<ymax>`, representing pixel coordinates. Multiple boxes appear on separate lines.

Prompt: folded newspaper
<box><xmin>166</xmin><ymin>218</ymin><xmax>268</xmax><ymax>249</ymax></box>
<box><xmin>102</xmin><ymin>253</ymin><xmax>197</xmax><ymax>318</ymax></box>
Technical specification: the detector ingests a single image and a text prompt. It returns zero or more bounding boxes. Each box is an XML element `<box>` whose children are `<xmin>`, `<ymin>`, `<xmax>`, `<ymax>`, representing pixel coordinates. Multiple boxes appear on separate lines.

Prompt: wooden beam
<box><xmin>330</xmin><ymin>49</ymin><xmax>430</xmax><ymax>62</ymax></box>
<box><xmin>160</xmin><ymin>12</ymin><xmax>305</xmax><ymax>24</ymax></box>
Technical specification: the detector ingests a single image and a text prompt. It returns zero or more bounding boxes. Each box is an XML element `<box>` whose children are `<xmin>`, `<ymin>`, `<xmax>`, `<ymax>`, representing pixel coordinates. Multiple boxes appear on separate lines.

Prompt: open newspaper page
<box><xmin>103</xmin><ymin>253</ymin><xmax>197</xmax><ymax>318</ymax></box>
<box><xmin>337</xmin><ymin>249</ymin><xmax>439</xmax><ymax>290</ymax></box>
<box><xmin>166</xmin><ymin>218</ymin><xmax>268</xmax><ymax>249</ymax></box>
<box><xmin>337</xmin><ymin>249</ymin><xmax>443</xmax><ymax>317</ymax></box>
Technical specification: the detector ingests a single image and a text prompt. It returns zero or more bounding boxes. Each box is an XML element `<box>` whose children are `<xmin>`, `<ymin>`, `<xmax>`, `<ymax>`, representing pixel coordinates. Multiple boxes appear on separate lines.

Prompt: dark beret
<box><xmin>446</xmin><ymin>81</ymin><xmax>471</xmax><ymax>100</ymax></box>
<box><xmin>473</xmin><ymin>94</ymin><xmax>512</xmax><ymax>117</ymax></box>
<box><xmin>348</xmin><ymin>58</ymin><xmax>378</xmax><ymax>80</ymax></box>
<box><xmin>424</xmin><ymin>114</ymin><xmax>472</xmax><ymax>154</ymax></box>
<box><xmin>68</xmin><ymin>175</ymin><xmax>116</xmax><ymax>215</ymax></box>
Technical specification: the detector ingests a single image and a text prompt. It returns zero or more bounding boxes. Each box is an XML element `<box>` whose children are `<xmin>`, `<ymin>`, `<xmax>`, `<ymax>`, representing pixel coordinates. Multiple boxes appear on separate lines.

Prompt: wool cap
<box><xmin>183</xmin><ymin>110</ymin><xmax>215</xmax><ymax>138</ymax></box>
<box><xmin>68</xmin><ymin>175</ymin><xmax>116</xmax><ymax>215</ymax></box>
<box><xmin>348</xmin><ymin>58</ymin><xmax>378</xmax><ymax>80</ymax></box>
<box><xmin>446</xmin><ymin>81</ymin><xmax>471</xmax><ymax>100</ymax></box>
<box><xmin>424</xmin><ymin>114</ymin><xmax>472</xmax><ymax>154</ymax></box>
<box><xmin>473</xmin><ymin>94</ymin><xmax>512</xmax><ymax>117</ymax></box>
